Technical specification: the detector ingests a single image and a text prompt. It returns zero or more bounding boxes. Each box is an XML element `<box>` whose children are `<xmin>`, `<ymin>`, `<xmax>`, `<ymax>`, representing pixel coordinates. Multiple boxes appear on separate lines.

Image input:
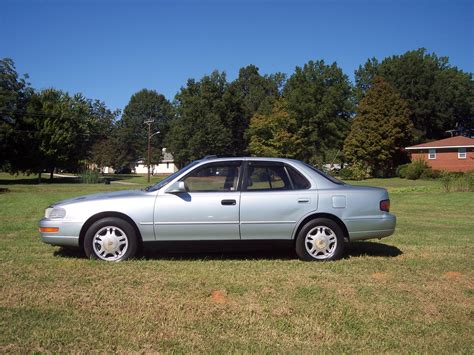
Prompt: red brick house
<box><xmin>405</xmin><ymin>136</ymin><xmax>474</xmax><ymax>172</ymax></box>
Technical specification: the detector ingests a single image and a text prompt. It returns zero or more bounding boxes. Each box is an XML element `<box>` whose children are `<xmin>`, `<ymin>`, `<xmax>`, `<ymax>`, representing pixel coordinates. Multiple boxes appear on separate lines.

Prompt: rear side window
<box><xmin>245</xmin><ymin>163</ymin><xmax>291</xmax><ymax>191</ymax></box>
<box><xmin>286</xmin><ymin>165</ymin><xmax>311</xmax><ymax>189</ymax></box>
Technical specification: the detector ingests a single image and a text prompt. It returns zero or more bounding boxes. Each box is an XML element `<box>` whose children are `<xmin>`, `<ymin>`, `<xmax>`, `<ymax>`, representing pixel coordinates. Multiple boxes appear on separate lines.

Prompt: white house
<box><xmin>134</xmin><ymin>148</ymin><xmax>178</xmax><ymax>174</ymax></box>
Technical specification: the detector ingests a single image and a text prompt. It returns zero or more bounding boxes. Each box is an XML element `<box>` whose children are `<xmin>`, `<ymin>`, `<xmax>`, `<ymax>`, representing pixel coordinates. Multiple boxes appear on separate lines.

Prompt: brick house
<box><xmin>405</xmin><ymin>136</ymin><xmax>474</xmax><ymax>172</ymax></box>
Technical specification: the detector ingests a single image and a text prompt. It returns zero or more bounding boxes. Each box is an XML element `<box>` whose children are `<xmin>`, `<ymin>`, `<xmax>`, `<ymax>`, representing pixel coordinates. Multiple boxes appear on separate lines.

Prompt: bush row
<box><xmin>395</xmin><ymin>160</ymin><xmax>474</xmax><ymax>192</ymax></box>
<box><xmin>337</xmin><ymin>159</ymin><xmax>473</xmax><ymax>192</ymax></box>
<box><xmin>439</xmin><ymin>171</ymin><xmax>474</xmax><ymax>192</ymax></box>
<box><xmin>396</xmin><ymin>160</ymin><xmax>442</xmax><ymax>180</ymax></box>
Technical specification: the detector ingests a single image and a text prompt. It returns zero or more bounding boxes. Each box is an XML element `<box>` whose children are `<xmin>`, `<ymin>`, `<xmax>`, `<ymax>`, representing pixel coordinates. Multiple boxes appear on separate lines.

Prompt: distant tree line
<box><xmin>1</xmin><ymin>48</ymin><xmax>473</xmax><ymax>179</ymax></box>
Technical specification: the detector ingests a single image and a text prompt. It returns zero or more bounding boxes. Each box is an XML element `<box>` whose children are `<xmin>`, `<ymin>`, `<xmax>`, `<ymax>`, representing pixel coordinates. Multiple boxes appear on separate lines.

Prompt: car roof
<box><xmin>198</xmin><ymin>156</ymin><xmax>301</xmax><ymax>164</ymax></box>
<box><xmin>191</xmin><ymin>157</ymin><xmax>347</xmax><ymax>189</ymax></box>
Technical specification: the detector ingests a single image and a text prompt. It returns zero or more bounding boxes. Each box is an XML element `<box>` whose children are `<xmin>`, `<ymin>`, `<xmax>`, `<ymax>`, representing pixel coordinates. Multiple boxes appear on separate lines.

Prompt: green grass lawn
<box><xmin>0</xmin><ymin>175</ymin><xmax>472</xmax><ymax>352</ymax></box>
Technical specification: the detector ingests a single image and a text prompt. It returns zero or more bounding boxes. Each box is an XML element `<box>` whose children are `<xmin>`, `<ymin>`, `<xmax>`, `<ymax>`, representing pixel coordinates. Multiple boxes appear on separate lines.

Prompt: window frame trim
<box><xmin>428</xmin><ymin>149</ymin><xmax>436</xmax><ymax>160</ymax></box>
<box><xmin>458</xmin><ymin>147</ymin><xmax>467</xmax><ymax>159</ymax></box>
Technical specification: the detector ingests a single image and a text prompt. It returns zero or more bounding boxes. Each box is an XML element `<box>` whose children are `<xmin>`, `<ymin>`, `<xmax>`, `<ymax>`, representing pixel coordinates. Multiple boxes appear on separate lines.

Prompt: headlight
<box><xmin>45</xmin><ymin>207</ymin><xmax>66</xmax><ymax>219</ymax></box>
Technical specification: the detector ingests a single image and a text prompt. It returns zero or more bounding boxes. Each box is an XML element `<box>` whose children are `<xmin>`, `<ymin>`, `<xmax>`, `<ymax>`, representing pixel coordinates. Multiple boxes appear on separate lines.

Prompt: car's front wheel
<box><xmin>295</xmin><ymin>218</ymin><xmax>344</xmax><ymax>261</ymax></box>
<box><xmin>84</xmin><ymin>217</ymin><xmax>138</xmax><ymax>261</ymax></box>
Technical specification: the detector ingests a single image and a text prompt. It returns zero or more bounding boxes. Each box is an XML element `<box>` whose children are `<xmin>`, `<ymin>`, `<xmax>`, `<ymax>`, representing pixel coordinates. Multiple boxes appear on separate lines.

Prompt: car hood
<box><xmin>52</xmin><ymin>189</ymin><xmax>150</xmax><ymax>207</ymax></box>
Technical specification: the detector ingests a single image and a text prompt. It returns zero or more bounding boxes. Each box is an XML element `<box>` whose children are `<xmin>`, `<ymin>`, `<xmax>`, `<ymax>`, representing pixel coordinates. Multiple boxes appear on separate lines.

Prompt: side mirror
<box><xmin>166</xmin><ymin>181</ymin><xmax>187</xmax><ymax>193</ymax></box>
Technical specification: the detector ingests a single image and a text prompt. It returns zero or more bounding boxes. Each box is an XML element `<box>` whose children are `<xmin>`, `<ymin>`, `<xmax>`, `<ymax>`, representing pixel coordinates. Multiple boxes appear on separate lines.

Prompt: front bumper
<box><xmin>344</xmin><ymin>213</ymin><xmax>396</xmax><ymax>241</ymax></box>
<box><xmin>39</xmin><ymin>218</ymin><xmax>82</xmax><ymax>247</ymax></box>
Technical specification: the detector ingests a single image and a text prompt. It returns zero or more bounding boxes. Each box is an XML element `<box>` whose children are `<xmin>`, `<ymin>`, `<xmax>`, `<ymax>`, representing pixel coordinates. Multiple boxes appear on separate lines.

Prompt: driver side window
<box><xmin>183</xmin><ymin>162</ymin><xmax>241</xmax><ymax>192</ymax></box>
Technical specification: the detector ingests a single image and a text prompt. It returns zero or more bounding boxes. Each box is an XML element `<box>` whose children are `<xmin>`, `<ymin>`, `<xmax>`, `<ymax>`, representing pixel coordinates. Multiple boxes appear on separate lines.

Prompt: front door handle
<box><xmin>221</xmin><ymin>199</ymin><xmax>236</xmax><ymax>206</ymax></box>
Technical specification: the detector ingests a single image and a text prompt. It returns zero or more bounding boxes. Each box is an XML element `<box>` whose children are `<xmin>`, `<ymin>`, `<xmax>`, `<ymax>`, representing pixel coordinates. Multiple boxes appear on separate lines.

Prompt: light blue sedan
<box><xmin>39</xmin><ymin>157</ymin><xmax>396</xmax><ymax>261</ymax></box>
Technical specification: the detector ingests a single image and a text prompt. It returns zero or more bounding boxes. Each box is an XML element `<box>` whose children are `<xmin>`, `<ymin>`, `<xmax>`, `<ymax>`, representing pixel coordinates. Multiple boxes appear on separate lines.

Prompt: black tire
<box><xmin>295</xmin><ymin>218</ymin><xmax>344</xmax><ymax>261</ymax></box>
<box><xmin>84</xmin><ymin>217</ymin><xmax>138</xmax><ymax>261</ymax></box>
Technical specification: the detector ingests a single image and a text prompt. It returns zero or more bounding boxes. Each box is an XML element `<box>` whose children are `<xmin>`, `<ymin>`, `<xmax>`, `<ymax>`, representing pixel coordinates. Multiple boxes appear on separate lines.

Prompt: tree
<box><xmin>283</xmin><ymin>60</ymin><xmax>353</xmax><ymax>165</ymax></box>
<box><xmin>228</xmin><ymin>65</ymin><xmax>283</xmax><ymax>117</ymax></box>
<box><xmin>166</xmin><ymin>71</ymin><xmax>240</xmax><ymax>166</ymax></box>
<box><xmin>115</xmin><ymin>89</ymin><xmax>173</xmax><ymax>168</ymax></box>
<box><xmin>225</xmin><ymin>65</ymin><xmax>285</xmax><ymax>155</ymax></box>
<box><xmin>248</xmin><ymin>99</ymin><xmax>304</xmax><ymax>158</ymax></box>
<box><xmin>343</xmin><ymin>77</ymin><xmax>414</xmax><ymax>177</ymax></box>
<box><xmin>88</xmin><ymin>100</ymin><xmax>120</xmax><ymax>169</ymax></box>
<box><xmin>28</xmin><ymin>89</ymin><xmax>96</xmax><ymax>179</ymax></box>
<box><xmin>0</xmin><ymin>58</ymin><xmax>34</xmax><ymax>172</ymax></box>
<box><xmin>355</xmin><ymin>48</ymin><xmax>474</xmax><ymax>141</ymax></box>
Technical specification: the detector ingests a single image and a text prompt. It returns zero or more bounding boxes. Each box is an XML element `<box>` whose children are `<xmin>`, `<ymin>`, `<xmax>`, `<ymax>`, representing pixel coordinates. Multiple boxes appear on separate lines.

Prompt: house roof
<box><xmin>405</xmin><ymin>136</ymin><xmax>474</xmax><ymax>150</ymax></box>
<box><xmin>162</xmin><ymin>151</ymin><xmax>174</xmax><ymax>162</ymax></box>
<box><xmin>135</xmin><ymin>150</ymin><xmax>174</xmax><ymax>164</ymax></box>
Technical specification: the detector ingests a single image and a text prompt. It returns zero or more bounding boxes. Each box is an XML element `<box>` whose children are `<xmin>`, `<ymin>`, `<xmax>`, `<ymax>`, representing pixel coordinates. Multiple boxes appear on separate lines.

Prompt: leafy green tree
<box><xmin>0</xmin><ymin>58</ymin><xmax>34</xmax><ymax>172</ymax></box>
<box><xmin>343</xmin><ymin>77</ymin><xmax>414</xmax><ymax>177</ymax></box>
<box><xmin>355</xmin><ymin>48</ymin><xmax>474</xmax><ymax>141</ymax></box>
<box><xmin>228</xmin><ymin>65</ymin><xmax>282</xmax><ymax>117</ymax></box>
<box><xmin>283</xmin><ymin>60</ymin><xmax>353</xmax><ymax>165</ymax></box>
<box><xmin>166</xmin><ymin>71</ymin><xmax>242</xmax><ymax>166</ymax></box>
<box><xmin>225</xmin><ymin>65</ymin><xmax>285</xmax><ymax>155</ymax></box>
<box><xmin>115</xmin><ymin>89</ymin><xmax>173</xmax><ymax>168</ymax></box>
<box><xmin>88</xmin><ymin>100</ymin><xmax>120</xmax><ymax>169</ymax></box>
<box><xmin>28</xmin><ymin>89</ymin><xmax>95</xmax><ymax>179</ymax></box>
<box><xmin>248</xmin><ymin>99</ymin><xmax>304</xmax><ymax>157</ymax></box>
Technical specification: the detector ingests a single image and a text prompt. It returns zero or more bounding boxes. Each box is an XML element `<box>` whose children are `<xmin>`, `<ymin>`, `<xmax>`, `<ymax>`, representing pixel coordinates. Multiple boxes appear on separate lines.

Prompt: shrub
<box><xmin>452</xmin><ymin>172</ymin><xmax>474</xmax><ymax>192</ymax></box>
<box><xmin>440</xmin><ymin>172</ymin><xmax>474</xmax><ymax>192</ymax></box>
<box><xmin>339</xmin><ymin>162</ymin><xmax>369</xmax><ymax>180</ymax></box>
<box><xmin>338</xmin><ymin>168</ymin><xmax>353</xmax><ymax>180</ymax></box>
<box><xmin>404</xmin><ymin>159</ymin><xmax>429</xmax><ymax>180</ymax></box>
<box><xmin>440</xmin><ymin>171</ymin><xmax>454</xmax><ymax>192</ymax></box>
<box><xmin>396</xmin><ymin>164</ymin><xmax>410</xmax><ymax>178</ymax></box>
<box><xmin>80</xmin><ymin>169</ymin><xmax>100</xmax><ymax>184</ymax></box>
<box><xmin>420</xmin><ymin>168</ymin><xmax>441</xmax><ymax>180</ymax></box>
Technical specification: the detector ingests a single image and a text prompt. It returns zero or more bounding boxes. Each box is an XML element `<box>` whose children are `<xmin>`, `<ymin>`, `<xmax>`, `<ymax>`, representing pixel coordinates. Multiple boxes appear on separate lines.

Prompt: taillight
<box><xmin>380</xmin><ymin>199</ymin><xmax>390</xmax><ymax>212</ymax></box>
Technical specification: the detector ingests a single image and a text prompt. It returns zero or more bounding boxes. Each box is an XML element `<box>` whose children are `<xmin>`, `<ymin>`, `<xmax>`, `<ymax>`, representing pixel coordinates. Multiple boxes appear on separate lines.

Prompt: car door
<box><xmin>239</xmin><ymin>161</ymin><xmax>317</xmax><ymax>240</ymax></box>
<box><xmin>154</xmin><ymin>161</ymin><xmax>242</xmax><ymax>240</ymax></box>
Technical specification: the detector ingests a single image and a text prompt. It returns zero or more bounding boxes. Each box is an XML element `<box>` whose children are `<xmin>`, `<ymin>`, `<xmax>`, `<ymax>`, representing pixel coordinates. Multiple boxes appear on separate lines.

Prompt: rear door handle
<box><xmin>221</xmin><ymin>199</ymin><xmax>236</xmax><ymax>206</ymax></box>
<box><xmin>298</xmin><ymin>198</ymin><xmax>310</xmax><ymax>203</ymax></box>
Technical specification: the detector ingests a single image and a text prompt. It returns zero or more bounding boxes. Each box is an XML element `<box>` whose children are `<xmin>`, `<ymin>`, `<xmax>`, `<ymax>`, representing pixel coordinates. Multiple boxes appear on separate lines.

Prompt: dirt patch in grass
<box><xmin>210</xmin><ymin>290</ymin><xmax>228</xmax><ymax>304</ymax></box>
<box><xmin>444</xmin><ymin>271</ymin><xmax>461</xmax><ymax>279</ymax></box>
<box><xmin>371</xmin><ymin>272</ymin><xmax>388</xmax><ymax>280</ymax></box>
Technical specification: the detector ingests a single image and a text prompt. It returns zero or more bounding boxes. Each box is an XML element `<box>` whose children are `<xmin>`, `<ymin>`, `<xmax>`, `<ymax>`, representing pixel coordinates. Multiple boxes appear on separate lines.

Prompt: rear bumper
<box><xmin>39</xmin><ymin>218</ymin><xmax>82</xmax><ymax>247</ymax></box>
<box><xmin>344</xmin><ymin>214</ymin><xmax>396</xmax><ymax>241</ymax></box>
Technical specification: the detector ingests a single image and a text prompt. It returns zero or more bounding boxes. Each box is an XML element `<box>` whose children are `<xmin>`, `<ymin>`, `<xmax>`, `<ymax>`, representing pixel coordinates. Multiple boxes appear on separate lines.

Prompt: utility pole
<box><xmin>144</xmin><ymin>119</ymin><xmax>154</xmax><ymax>183</ymax></box>
<box><xmin>144</xmin><ymin>118</ymin><xmax>160</xmax><ymax>183</ymax></box>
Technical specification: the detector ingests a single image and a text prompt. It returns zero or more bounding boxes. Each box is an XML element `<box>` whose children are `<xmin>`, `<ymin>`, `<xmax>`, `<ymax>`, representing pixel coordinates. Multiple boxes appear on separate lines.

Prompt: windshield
<box><xmin>144</xmin><ymin>160</ymin><xmax>201</xmax><ymax>192</ymax></box>
<box><xmin>304</xmin><ymin>163</ymin><xmax>345</xmax><ymax>185</ymax></box>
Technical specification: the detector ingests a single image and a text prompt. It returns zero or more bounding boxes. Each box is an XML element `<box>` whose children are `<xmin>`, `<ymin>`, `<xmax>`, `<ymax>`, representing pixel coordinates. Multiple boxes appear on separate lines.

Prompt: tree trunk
<box><xmin>38</xmin><ymin>172</ymin><xmax>42</xmax><ymax>184</ymax></box>
<box><xmin>50</xmin><ymin>169</ymin><xmax>54</xmax><ymax>182</ymax></box>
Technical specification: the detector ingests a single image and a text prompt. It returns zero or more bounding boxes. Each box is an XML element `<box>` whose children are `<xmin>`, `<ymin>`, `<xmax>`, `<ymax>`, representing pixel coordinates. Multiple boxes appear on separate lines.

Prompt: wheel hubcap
<box><xmin>305</xmin><ymin>226</ymin><xmax>337</xmax><ymax>260</ymax></box>
<box><xmin>93</xmin><ymin>226</ymin><xmax>128</xmax><ymax>261</ymax></box>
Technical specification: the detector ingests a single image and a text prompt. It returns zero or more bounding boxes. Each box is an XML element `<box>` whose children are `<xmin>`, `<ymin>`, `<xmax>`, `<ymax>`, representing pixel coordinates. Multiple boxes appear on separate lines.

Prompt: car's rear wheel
<box><xmin>84</xmin><ymin>217</ymin><xmax>137</xmax><ymax>261</ymax></box>
<box><xmin>295</xmin><ymin>218</ymin><xmax>344</xmax><ymax>261</ymax></box>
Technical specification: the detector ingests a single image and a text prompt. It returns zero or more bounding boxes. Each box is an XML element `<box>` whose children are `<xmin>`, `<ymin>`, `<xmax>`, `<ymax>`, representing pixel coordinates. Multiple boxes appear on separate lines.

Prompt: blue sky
<box><xmin>2</xmin><ymin>0</ymin><xmax>473</xmax><ymax>111</ymax></box>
